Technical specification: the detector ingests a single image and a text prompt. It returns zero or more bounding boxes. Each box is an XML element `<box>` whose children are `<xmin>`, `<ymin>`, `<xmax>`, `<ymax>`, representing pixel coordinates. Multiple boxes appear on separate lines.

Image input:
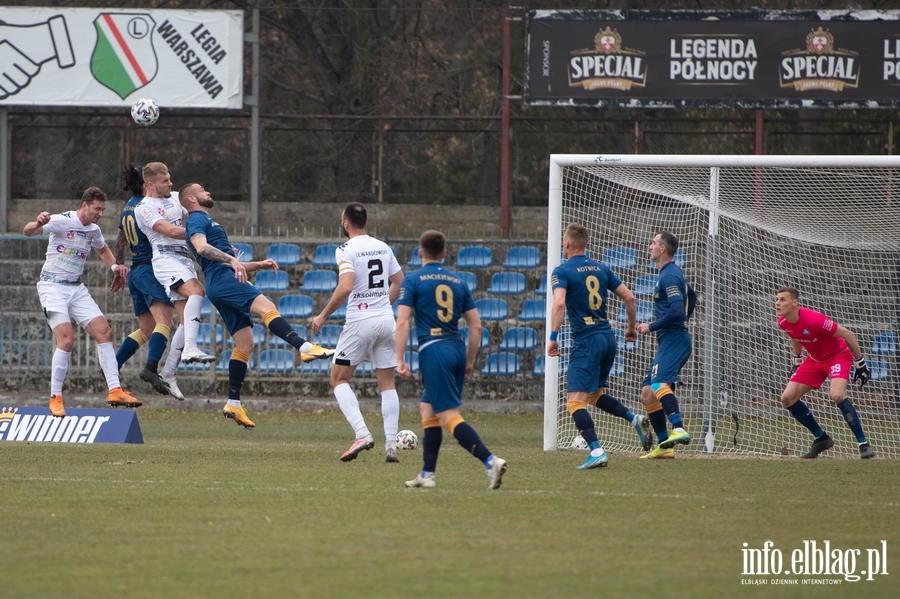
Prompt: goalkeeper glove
<box><xmin>790</xmin><ymin>354</ymin><xmax>802</xmax><ymax>376</ymax></box>
<box><xmin>853</xmin><ymin>358</ymin><xmax>871</xmax><ymax>388</ymax></box>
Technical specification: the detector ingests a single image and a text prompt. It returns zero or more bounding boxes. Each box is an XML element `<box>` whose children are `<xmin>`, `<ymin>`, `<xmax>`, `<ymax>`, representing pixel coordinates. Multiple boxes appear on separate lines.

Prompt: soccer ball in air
<box><xmin>131</xmin><ymin>98</ymin><xmax>160</xmax><ymax>126</ymax></box>
<box><xmin>571</xmin><ymin>435</ymin><xmax>589</xmax><ymax>450</ymax></box>
<box><xmin>396</xmin><ymin>429</ymin><xmax>419</xmax><ymax>450</ymax></box>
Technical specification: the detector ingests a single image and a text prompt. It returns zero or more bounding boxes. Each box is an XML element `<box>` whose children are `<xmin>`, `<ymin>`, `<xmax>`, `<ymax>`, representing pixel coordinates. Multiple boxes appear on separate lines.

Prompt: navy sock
<box><xmin>422</xmin><ymin>426</ymin><xmax>442</xmax><ymax>473</ymax></box>
<box><xmin>648</xmin><ymin>409</ymin><xmax>669</xmax><ymax>441</ymax></box>
<box><xmin>267</xmin><ymin>316</ymin><xmax>307</xmax><ymax>350</ymax></box>
<box><xmin>228</xmin><ymin>358</ymin><xmax>248</xmax><ymax>400</ymax></box>
<box><xmin>146</xmin><ymin>331</ymin><xmax>168</xmax><ymax>364</ymax></box>
<box><xmin>116</xmin><ymin>337</ymin><xmax>141</xmax><ymax>369</ymax></box>
<box><xmin>595</xmin><ymin>393</ymin><xmax>630</xmax><ymax>421</ymax></box>
<box><xmin>572</xmin><ymin>409</ymin><xmax>598</xmax><ymax>446</ymax></box>
<box><xmin>660</xmin><ymin>393</ymin><xmax>684</xmax><ymax>429</ymax></box>
<box><xmin>787</xmin><ymin>400</ymin><xmax>824</xmax><ymax>438</ymax></box>
<box><xmin>452</xmin><ymin>422</ymin><xmax>492</xmax><ymax>463</ymax></box>
<box><xmin>837</xmin><ymin>399</ymin><xmax>867</xmax><ymax>444</ymax></box>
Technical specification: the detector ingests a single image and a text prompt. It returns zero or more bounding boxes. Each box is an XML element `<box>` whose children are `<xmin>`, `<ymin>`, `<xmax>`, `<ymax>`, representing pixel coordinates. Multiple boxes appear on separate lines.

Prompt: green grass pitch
<box><xmin>2</xmin><ymin>409</ymin><xmax>897</xmax><ymax>598</ymax></box>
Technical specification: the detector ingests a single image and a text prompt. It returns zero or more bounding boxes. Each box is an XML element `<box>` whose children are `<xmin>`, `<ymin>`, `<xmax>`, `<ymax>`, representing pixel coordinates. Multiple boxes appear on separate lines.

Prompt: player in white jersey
<box><xmin>23</xmin><ymin>187</ymin><xmax>142</xmax><ymax>417</ymax></box>
<box><xmin>311</xmin><ymin>202</ymin><xmax>405</xmax><ymax>462</ymax></box>
<box><xmin>134</xmin><ymin>162</ymin><xmax>214</xmax><ymax>364</ymax></box>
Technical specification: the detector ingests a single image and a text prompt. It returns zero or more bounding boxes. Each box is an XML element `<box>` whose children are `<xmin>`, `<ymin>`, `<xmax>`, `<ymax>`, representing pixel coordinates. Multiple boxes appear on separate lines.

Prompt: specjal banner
<box><xmin>0</xmin><ymin>7</ymin><xmax>242</xmax><ymax>108</ymax></box>
<box><xmin>525</xmin><ymin>10</ymin><xmax>900</xmax><ymax>108</ymax></box>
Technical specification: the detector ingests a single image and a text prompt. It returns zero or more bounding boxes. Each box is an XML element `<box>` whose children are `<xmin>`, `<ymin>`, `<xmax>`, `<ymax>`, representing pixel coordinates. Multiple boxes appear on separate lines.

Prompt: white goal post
<box><xmin>545</xmin><ymin>154</ymin><xmax>900</xmax><ymax>458</ymax></box>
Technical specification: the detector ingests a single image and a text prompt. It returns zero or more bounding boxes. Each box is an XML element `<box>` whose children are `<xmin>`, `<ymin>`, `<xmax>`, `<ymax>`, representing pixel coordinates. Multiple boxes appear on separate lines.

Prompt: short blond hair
<box><xmin>142</xmin><ymin>161</ymin><xmax>169</xmax><ymax>182</ymax></box>
<box><xmin>565</xmin><ymin>223</ymin><xmax>589</xmax><ymax>250</ymax></box>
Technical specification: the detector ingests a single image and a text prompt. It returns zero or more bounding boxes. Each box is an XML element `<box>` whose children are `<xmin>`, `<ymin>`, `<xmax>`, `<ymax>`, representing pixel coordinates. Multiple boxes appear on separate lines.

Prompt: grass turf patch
<box><xmin>1</xmin><ymin>409</ymin><xmax>897</xmax><ymax>598</ymax></box>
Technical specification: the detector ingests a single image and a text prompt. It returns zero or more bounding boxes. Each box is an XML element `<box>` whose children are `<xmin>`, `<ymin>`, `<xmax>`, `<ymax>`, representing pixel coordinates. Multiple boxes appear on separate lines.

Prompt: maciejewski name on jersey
<box><xmin>0</xmin><ymin>406</ymin><xmax>144</xmax><ymax>444</ymax></box>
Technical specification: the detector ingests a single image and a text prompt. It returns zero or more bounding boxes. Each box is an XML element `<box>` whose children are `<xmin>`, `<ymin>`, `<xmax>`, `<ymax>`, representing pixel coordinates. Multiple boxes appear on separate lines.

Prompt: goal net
<box><xmin>545</xmin><ymin>154</ymin><xmax>900</xmax><ymax>458</ymax></box>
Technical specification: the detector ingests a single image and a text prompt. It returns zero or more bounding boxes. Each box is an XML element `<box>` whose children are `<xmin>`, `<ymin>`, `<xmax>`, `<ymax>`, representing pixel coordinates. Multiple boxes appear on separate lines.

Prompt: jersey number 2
<box><xmin>367</xmin><ymin>259</ymin><xmax>384</xmax><ymax>288</ymax></box>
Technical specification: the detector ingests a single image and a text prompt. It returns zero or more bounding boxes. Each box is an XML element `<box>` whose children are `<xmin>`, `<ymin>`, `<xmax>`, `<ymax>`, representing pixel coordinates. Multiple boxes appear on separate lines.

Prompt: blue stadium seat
<box><xmin>200</xmin><ymin>296</ymin><xmax>212</xmax><ymax>317</ymax></box>
<box><xmin>196</xmin><ymin>323</ymin><xmax>224</xmax><ymax>347</ymax></box>
<box><xmin>619</xmin><ymin>300</ymin><xmax>653</xmax><ymax>322</ymax></box>
<box><xmin>402</xmin><ymin>350</ymin><xmax>419</xmax><ymax>374</ymax></box>
<box><xmin>870</xmin><ymin>358</ymin><xmax>889</xmax><ymax>381</ymax></box>
<box><xmin>647</xmin><ymin>248</ymin><xmax>686</xmax><ymax>270</ymax></box>
<box><xmin>872</xmin><ymin>331</ymin><xmax>897</xmax><ymax>355</ymax></box>
<box><xmin>297</xmin><ymin>358</ymin><xmax>332</xmax><ymax>374</ymax></box>
<box><xmin>312</xmin><ymin>244</ymin><xmax>339</xmax><ymax>267</ymax></box>
<box><xmin>499</xmin><ymin>327</ymin><xmax>540</xmax><ymax>351</ymax></box>
<box><xmin>226</xmin><ymin>323</ymin><xmax>268</xmax><ymax>347</ymax></box>
<box><xmin>615</xmin><ymin>329</ymin><xmax>639</xmax><ymax>352</ymax></box>
<box><xmin>328</xmin><ymin>302</ymin><xmax>347</xmax><ymax>320</ymax></box>
<box><xmin>407</xmin><ymin>250</ymin><xmax>422</xmax><ymax>267</ymax></box>
<box><xmin>487</xmin><ymin>272</ymin><xmax>526</xmax><ymax>295</ymax></box>
<box><xmin>456</xmin><ymin>270</ymin><xmax>477</xmax><ymax>292</ymax></box>
<box><xmin>535</xmin><ymin>274</ymin><xmax>547</xmax><ymax>296</ymax></box>
<box><xmin>266</xmin><ymin>243</ymin><xmax>301</xmax><ymax>266</ymax></box>
<box><xmin>277</xmin><ymin>294</ymin><xmax>314</xmax><ymax>318</ymax></box>
<box><xmin>254</xmin><ymin>270</ymin><xmax>290</xmax><ymax>291</ymax></box>
<box><xmin>533</xmin><ymin>354</ymin><xmax>545</xmax><ymax>377</ymax></box>
<box><xmin>299</xmin><ymin>269</ymin><xmax>338</xmax><ymax>293</ymax></box>
<box><xmin>603</xmin><ymin>247</ymin><xmax>636</xmax><ymax>270</ymax></box>
<box><xmin>257</xmin><ymin>349</ymin><xmax>296</xmax><ymax>373</ymax></box>
<box><xmin>609</xmin><ymin>355</ymin><xmax>625</xmax><ymax>377</ymax></box>
<box><xmin>633</xmin><ymin>274</ymin><xmax>657</xmax><ymax>297</ymax></box>
<box><xmin>502</xmin><ymin>246</ymin><xmax>541</xmax><ymax>269</ymax></box>
<box><xmin>482</xmin><ymin>352</ymin><xmax>521</xmax><ymax>376</ymax></box>
<box><xmin>456</xmin><ymin>246</ymin><xmax>493</xmax><ymax>269</ymax></box>
<box><xmin>355</xmin><ymin>361</ymin><xmax>374</xmax><ymax>375</ymax></box>
<box><xmin>475</xmin><ymin>298</ymin><xmax>508</xmax><ymax>321</ymax></box>
<box><xmin>518</xmin><ymin>299</ymin><xmax>546</xmax><ymax>321</ymax></box>
<box><xmin>233</xmin><ymin>242</ymin><xmax>253</xmax><ymax>261</ymax></box>
<box><xmin>459</xmin><ymin>326</ymin><xmax>491</xmax><ymax>349</ymax></box>
<box><xmin>269</xmin><ymin>324</ymin><xmax>309</xmax><ymax>347</ymax></box>
<box><xmin>314</xmin><ymin>324</ymin><xmax>343</xmax><ymax>347</ymax></box>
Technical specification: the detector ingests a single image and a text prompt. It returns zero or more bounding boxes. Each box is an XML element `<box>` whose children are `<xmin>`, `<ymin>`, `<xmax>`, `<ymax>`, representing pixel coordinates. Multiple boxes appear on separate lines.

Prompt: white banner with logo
<box><xmin>0</xmin><ymin>7</ymin><xmax>243</xmax><ymax>108</ymax></box>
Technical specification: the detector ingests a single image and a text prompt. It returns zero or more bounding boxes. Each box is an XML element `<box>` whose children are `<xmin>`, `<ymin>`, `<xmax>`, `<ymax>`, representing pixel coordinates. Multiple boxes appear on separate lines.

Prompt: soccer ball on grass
<box><xmin>131</xmin><ymin>98</ymin><xmax>160</xmax><ymax>126</ymax></box>
<box><xmin>396</xmin><ymin>429</ymin><xmax>418</xmax><ymax>450</ymax></box>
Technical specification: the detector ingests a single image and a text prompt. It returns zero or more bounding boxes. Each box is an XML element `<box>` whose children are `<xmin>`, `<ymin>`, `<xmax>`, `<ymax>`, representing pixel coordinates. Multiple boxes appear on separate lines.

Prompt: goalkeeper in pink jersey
<box><xmin>775</xmin><ymin>287</ymin><xmax>874</xmax><ymax>459</ymax></box>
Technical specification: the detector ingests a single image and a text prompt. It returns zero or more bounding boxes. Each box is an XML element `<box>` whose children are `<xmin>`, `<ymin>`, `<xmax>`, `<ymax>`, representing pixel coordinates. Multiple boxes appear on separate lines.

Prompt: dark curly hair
<box><xmin>122</xmin><ymin>164</ymin><xmax>144</xmax><ymax>197</ymax></box>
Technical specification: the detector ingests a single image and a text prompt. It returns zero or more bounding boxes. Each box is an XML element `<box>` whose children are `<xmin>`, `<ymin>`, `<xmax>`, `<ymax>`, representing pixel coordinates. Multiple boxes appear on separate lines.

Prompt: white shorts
<box><xmin>334</xmin><ymin>315</ymin><xmax>397</xmax><ymax>369</ymax></box>
<box><xmin>153</xmin><ymin>254</ymin><xmax>199</xmax><ymax>301</ymax></box>
<box><xmin>37</xmin><ymin>281</ymin><xmax>104</xmax><ymax>329</ymax></box>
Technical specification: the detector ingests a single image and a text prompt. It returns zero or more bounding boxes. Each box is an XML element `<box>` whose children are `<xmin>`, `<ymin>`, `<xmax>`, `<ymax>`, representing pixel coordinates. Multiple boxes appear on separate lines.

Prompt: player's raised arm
<box><xmin>23</xmin><ymin>211</ymin><xmax>51</xmax><ymax>236</ymax></box>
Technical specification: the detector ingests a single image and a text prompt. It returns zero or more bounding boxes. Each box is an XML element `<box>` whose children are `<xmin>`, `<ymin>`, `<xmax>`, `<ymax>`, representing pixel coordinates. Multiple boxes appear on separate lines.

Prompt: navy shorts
<box><xmin>205</xmin><ymin>268</ymin><xmax>262</xmax><ymax>335</ymax></box>
<box><xmin>419</xmin><ymin>338</ymin><xmax>467</xmax><ymax>414</ymax></box>
<box><xmin>642</xmin><ymin>331</ymin><xmax>692</xmax><ymax>387</ymax></box>
<box><xmin>566</xmin><ymin>330</ymin><xmax>616</xmax><ymax>393</ymax></box>
<box><xmin>128</xmin><ymin>263</ymin><xmax>172</xmax><ymax>317</ymax></box>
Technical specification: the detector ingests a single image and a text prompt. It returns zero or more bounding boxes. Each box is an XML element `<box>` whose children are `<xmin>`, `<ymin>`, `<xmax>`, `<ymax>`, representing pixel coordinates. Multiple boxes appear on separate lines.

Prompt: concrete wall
<box><xmin>7</xmin><ymin>199</ymin><xmax>550</xmax><ymax>241</ymax></box>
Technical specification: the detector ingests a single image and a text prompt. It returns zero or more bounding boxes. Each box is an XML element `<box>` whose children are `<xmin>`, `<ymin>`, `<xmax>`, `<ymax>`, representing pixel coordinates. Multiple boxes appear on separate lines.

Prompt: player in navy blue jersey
<box><xmin>547</xmin><ymin>223</ymin><xmax>648</xmax><ymax>469</ymax></box>
<box><xmin>638</xmin><ymin>232</ymin><xmax>697</xmax><ymax>459</ymax></box>
<box><xmin>111</xmin><ymin>166</ymin><xmax>185</xmax><ymax>400</ymax></box>
<box><xmin>181</xmin><ymin>182</ymin><xmax>334</xmax><ymax>429</ymax></box>
<box><xmin>395</xmin><ymin>230</ymin><xmax>507</xmax><ymax>490</ymax></box>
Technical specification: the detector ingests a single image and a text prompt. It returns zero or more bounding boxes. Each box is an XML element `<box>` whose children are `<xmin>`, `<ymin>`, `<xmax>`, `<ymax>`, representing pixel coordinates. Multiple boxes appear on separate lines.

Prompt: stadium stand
<box><xmin>619</xmin><ymin>300</ymin><xmax>653</xmax><ymax>322</ymax></box>
<box><xmin>254</xmin><ymin>270</ymin><xmax>290</xmax><ymax>291</ymax></box>
<box><xmin>633</xmin><ymin>274</ymin><xmax>657</xmax><ymax>297</ymax></box>
<box><xmin>456</xmin><ymin>270</ymin><xmax>477</xmax><ymax>292</ymax></box>
<box><xmin>404</xmin><ymin>350</ymin><xmax>419</xmax><ymax>374</ymax></box>
<box><xmin>277</xmin><ymin>294</ymin><xmax>314</xmax><ymax>318</ymax></box>
<box><xmin>502</xmin><ymin>246</ymin><xmax>541</xmax><ymax>268</ymax></box>
<box><xmin>499</xmin><ymin>326</ymin><xmax>540</xmax><ymax>351</ymax></box>
<box><xmin>487</xmin><ymin>272</ymin><xmax>526</xmax><ymax>294</ymax></box>
<box><xmin>647</xmin><ymin>248</ymin><xmax>686</xmax><ymax>270</ymax></box>
<box><xmin>257</xmin><ymin>349</ymin><xmax>296</xmax><ymax>373</ymax></box>
<box><xmin>266</xmin><ymin>243</ymin><xmax>301</xmax><ymax>265</ymax></box>
<box><xmin>456</xmin><ymin>245</ymin><xmax>493</xmax><ymax>268</ymax></box>
<box><xmin>233</xmin><ymin>242</ymin><xmax>253</xmax><ymax>261</ymax></box>
<box><xmin>603</xmin><ymin>247</ymin><xmax>636</xmax><ymax>270</ymax></box>
<box><xmin>311</xmin><ymin>244</ymin><xmax>339</xmax><ymax>267</ymax></box>
<box><xmin>298</xmin><ymin>358</ymin><xmax>332</xmax><ymax>374</ymax></box>
<box><xmin>459</xmin><ymin>326</ymin><xmax>491</xmax><ymax>349</ymax></box>
<box><xmin>196</xmin><ymin>323</ymin><xmax>224</xmax><ymax>347</ymax></box>
<box><xmin>299</xmin><ymin>269</ymin><xmax>338</xmax><ymax>293</ymax></box>
<box><xmin>872</xmin><ymin>331</ymin><xmax>897</xmax><ymax>355</ymax></box>
<box><xmin>328</xmin><ymin>302</ymin><xmax>347</xmax><ymax>320</ymax></box>
<box><xmin>314</xmin><ymin>324</ymin><xmax>343</xmax><ymax>347</ymax></box>
<box><xmin>200</xmin><ymin>296</ymin><xmax>212</xmax><ymax>317</ymax></box>
<box><xmin>517</xmin><ymin>298</ymin><xmax>546</xmax><ymax>322</ymax></box>
<box><xmin>226</xmin><ymin>324</ymin><xmax>268</xmax><ymax>347</ymax></box>
<box><xmin>535</xmin><ymin>274</ymin><xmax>547</xmax><ymax>296</ymax></box>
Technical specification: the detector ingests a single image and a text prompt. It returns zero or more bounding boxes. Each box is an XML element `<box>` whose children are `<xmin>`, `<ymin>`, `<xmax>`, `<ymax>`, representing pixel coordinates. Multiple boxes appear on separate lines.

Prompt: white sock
<box><xmin>227</xmin><ymin>399</ymin><xmax>241</xmax><ymax>407</ymax></box>
<box><xmin>183</xmin><ymin>295</ymin><xmax>204</xmax><ymax>350</ymax></box>
<box><xmin>51</xmin><ymin>348</ymin><xmax>70</xmax><ymax>396</ymax></box>
<box><xmin>590</xmin><ymin>447</ymin><xmax>605</xmax><ymax>457</ymax></box>
<box><xmin>334</xmin><ymin>383</ymin><xmax>370</xmax><ymax>439</ymax></box>
<box><xmin>97</xmin><ymin>342</ymin><xmax>121</xmax><ymax>389</ymax></box>
<box><xmin>298</xmin><ymin>341</ymin><xmax>314</xmax><ymax>352</ymax></box>
<box><xmin>381</xmin><ymin>388</ymin><xmax>400</xmax><ymax>450</ymax></box>
<box><xmin>160</xmin><ymin>324</ymin><xmax>185</xmax><ymax>377</ymax></box>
